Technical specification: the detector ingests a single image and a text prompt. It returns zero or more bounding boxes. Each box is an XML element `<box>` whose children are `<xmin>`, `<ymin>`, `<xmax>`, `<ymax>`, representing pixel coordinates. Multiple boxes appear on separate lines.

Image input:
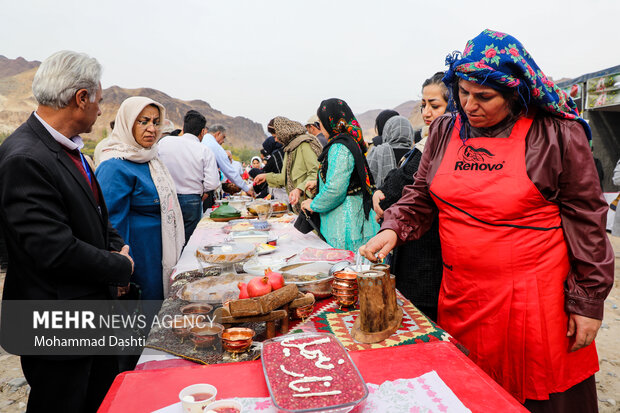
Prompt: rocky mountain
<box><xmin>0</xmin><ymin>56</ymin><xmax>266</xmax><ymax>149</ymax></box>
<box><xmin>355</xmin><ymin>100</ymin><xmax>424</xmax><ymax>141</ymax></box>
<box><xmin>98</xmin><ymin>86</ymin><xmax>266</xmax><ymax>148</ymax></box>
<box><xmin>0</xmin><ymin>55</ymin><xmax>40</xmax><ymax>78</ymax></box>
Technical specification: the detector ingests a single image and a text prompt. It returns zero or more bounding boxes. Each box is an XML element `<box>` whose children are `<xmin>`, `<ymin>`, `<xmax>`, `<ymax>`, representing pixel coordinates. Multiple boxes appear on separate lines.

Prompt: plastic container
<box><xmin>231</xmin><ymin>231</ymin><xmax>270</xmax><ymax>244</ymax></box>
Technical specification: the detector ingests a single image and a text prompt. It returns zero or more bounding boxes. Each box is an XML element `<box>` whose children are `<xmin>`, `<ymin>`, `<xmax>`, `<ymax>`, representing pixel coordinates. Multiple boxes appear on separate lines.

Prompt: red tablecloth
<box><xmin>99</xmin><ymin>341</ymin><xmax>526</xmax><ymax>412</ymax></box>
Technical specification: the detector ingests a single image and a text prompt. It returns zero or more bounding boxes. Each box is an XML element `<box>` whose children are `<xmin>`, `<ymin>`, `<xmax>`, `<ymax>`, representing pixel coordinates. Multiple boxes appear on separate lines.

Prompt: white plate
<box><xmin>243</xmin><ymin>257</ymin><xmax>286</xmax><ymax>276</ymax></box>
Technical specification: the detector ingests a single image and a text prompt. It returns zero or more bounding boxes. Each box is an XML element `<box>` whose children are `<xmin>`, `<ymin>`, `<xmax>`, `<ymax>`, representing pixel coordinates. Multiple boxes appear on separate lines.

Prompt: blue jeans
<box><xmin>177</xmin><ymin>194</ymin><xmax>202</xmax><ymax>244</ymax></box>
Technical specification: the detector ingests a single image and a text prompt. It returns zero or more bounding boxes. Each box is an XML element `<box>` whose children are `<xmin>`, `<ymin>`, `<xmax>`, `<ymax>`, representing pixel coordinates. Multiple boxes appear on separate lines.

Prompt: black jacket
<box><xmin>0</xmin><ymin>114</ymin><xmax>132</xmax><ymax>301</ymax></box>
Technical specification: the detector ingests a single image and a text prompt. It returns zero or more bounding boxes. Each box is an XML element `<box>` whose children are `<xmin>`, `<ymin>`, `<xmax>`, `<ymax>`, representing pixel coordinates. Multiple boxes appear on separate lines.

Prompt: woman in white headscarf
<box><xmin>95</xmin><ymin>96</ymin><xmax>184</xmax><ymax>300</ymax></box>
<box><xmin>366</xmin><ymin>116</ymin><xmax>414</xmax><ymax>187</ymax></box>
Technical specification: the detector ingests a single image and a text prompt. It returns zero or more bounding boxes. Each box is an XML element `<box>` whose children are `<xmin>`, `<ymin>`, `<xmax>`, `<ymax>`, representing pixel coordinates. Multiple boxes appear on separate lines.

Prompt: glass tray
<box><xmin>261</xmin><ymin>332</ymin><xmax>368</xmax><ymax>413</ymax></box>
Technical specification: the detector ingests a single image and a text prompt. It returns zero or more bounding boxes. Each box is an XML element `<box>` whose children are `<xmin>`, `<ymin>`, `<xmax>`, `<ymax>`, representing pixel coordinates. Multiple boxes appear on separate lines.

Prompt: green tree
<box><xmin>223</xmin><ymin>145</ymin><xmax>261</xmax><ymax>164</ymax></box>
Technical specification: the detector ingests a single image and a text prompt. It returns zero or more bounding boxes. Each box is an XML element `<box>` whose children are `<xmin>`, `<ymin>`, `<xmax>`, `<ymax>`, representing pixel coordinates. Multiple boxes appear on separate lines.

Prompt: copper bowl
<box><xmin>172</xmin><ymin>318</ymin><xmax>193</xmax><ymax>340</ymax></box>
<box><xmin>332</xmin><ymin>288</ymin><xmax>358</xmax><ymax>297</ymax></box>
<box><xmin>180</xmin><ymin>303</ymin><xmax>213</xmax><ymax>317</ymax></box>
<box><xmin>333</xmin><ymin>270</ymin><xmax>358</xmax><ymax>281</ymax></box>
<box><xmin>332</xmin><ymin>282</ymin><xmax>358</xmax><ymax>290</ymax></box>
<box><xmin>189</xmin><ymin>323</ymin><xmax>224</xmax><ymax>349</ymax></box>
<box><xmin>293</xmin><ymin>303</ymin><xmax>314</xmax><ymax>320</ymax></box>
<box><xmin>221</xmin><ymin>327</ymin><xmax>255</xmax><ymax>354</ymax></box>
<box><xmin>332</xmin><ymin>279</ymin><xmax>358</xmax><ymax>289</ymax></box>
<box><xmin>332</xmin><ymin>285</ymin><xmax>358</xmax><ymax>294</ymax></box>
<box><xmin>333</xmin><ymin>290</ymin><xmax>358</xmax><ymax>298</ymax></box>
<box><xmin>335</xmin><ymin>294</ymin><xmax>358</xmax><ymax>307</ymax></box>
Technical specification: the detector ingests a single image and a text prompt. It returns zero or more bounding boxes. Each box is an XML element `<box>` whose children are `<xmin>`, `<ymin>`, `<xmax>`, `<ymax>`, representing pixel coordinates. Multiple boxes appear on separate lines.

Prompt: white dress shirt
<box><xmin>158</xmin><ymin>133</ymin><xmax>220</xmax><ymax>195</ymax></box>
<box><xmin>232</xmin><ymin>160</ymin><xmax>244</xmax><ymax>177</ymax></box>
<box><xmin>34</xmin><ymin>111</ymin><xmax>84</xmax><ymax>151</ymax></box>
<box><xmin>202</xmin><ymin>133</ymin><xmax>251</xmax><ymax>192</ymax></box>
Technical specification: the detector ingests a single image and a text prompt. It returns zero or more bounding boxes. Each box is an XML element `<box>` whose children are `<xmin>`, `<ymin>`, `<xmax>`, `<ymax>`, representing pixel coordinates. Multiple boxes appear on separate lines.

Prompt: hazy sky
<box><xmin>2</xmin><ymin>0</ymin><xmax>619</xmax><ymax>128</ymax></box>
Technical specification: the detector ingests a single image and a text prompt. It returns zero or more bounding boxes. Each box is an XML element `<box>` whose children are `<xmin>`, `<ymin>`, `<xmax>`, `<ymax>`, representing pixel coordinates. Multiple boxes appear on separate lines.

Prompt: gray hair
<box><xmin>209</xmin><ymin>124</ymin><xmax>226</xmax><ymax>134</ymax></box>
<box><xmin>32</xmin><ymin>50</ymin><xmax>102</xmax><ymax>109</ymax></box>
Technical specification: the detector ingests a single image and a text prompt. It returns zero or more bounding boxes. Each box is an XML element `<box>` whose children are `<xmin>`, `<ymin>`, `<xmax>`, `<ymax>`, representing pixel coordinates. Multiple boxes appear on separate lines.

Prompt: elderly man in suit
<box><xmin>0</xmin><ymin>51</ymin><xmax>134</xmax><ymax>412</ymax></box>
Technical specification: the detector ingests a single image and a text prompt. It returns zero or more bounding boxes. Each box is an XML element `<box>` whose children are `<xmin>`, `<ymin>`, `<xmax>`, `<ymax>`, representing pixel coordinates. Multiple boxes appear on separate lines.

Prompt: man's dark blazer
<box><xmin>0</xmin><ymin>114</ymin><xmax>132</xmax><ymax>301</ymax></box>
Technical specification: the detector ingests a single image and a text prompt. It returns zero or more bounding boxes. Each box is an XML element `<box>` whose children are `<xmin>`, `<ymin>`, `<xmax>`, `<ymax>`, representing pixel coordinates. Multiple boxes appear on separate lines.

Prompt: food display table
<box><xmin>137</xmin><ymin>215</ymin><xmax>455</xmax><ymax>369</ymax></box>
<box><xmin>101</xmin><ymin>341</ymin><xmax>526</xmax><ymax>412</ymax></box>
<box><xmin>118</xmin><ymin>215</ymin><xmax>525</xmax><ymax>412</ymax></box>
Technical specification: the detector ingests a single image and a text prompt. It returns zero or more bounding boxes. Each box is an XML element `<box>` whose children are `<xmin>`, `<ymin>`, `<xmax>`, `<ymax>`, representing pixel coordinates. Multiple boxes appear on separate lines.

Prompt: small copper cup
<box><xmin>332</xmin><ymin>279</ymin><xmax>358</xmax><ymax>289</ymax></box>
<box><xmin>332</xmin><ymin>270</ymin><xmax>359</xmax><ymax>308</ymax></box>
<box><xmin>332</xmin><ymin>285</ymin><xmax>358</xmax><ymax>294</ymax></box>
<box><xmin>189</xmin><ymin>323</ymin><xmax>224</xmax><ymax>350</ymax></box>
<box><xmin>172</xmin><ymin>318</ymin><xmax>193</xmax><ymax>342</ymax></box>
<box><xmin>221</xmin><ymin>327</ymin><xmax>255</xmax><ymax>358</ymax></box>
<box><xmin>181</xmin><ymin>303</ymin><xmax>213</xmax><ymax>317</ymax></box>
<box><xmin>334</xmin><ymin>293</ymin><xmax>357</xmax><ymax>307</ymax></box>
<box><xmin>371</xmin><ymin>263</ymin><xmax>390</xmax><ymax>276</ymax></box>
<box><xmin>293</xmin><ymin>303</ymin><xmax>314</xmax><ymax>321</ymax></box>
<box><xmin>333</xmin><ymin>270</ymin><xmax>358</xmax><ymax>282</ymax></box>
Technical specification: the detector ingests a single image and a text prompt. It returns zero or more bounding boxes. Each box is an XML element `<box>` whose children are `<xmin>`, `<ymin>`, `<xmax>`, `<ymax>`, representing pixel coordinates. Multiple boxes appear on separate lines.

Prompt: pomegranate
<box><xmin>238</xmin><ymin>282</ymin><xmax>249</xmax><ymax>299</ymax></box>
<box><xmin>247</xmin><ymin>276</ymin><xmax>272</xmax><ymax>297</ymax></box>
<box><xmin>265</xmin><ymin>268</ymin><xmax>285</xmax><ymax>290</ymax></box>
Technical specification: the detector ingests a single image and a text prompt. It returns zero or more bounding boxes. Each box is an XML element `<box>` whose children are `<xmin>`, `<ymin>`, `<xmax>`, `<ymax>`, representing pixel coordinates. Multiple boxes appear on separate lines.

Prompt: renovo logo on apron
<box><xmin>454</xmin><ymin>145</ymin><xmax>504</xmax><ymax>171</ymax></box>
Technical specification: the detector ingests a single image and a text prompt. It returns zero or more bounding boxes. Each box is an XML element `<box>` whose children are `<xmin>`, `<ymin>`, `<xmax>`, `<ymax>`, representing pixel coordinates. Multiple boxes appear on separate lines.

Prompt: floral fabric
<box><xmin>317</xmin><ymin>98</ymin><xmax>367</xmax><ymax>153</ymax></box>
<box><xmin>310</xmin><ymin>143</ymin><xmax>379</xmax><ymax>251</ymax></box>
<box><xmin>443</xmin><ymin>29</ymin><xmax>591</xmax><ymax>143</ymax></box>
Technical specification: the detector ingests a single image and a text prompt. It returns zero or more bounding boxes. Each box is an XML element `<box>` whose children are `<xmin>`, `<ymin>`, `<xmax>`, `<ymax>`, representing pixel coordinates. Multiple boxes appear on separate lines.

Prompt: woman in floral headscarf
<box><xmin>360</xmin><ymin>30</ymin><xmax>613</xmax><ymax>412</ymax></box>
<box><xmin>300</xmin><ymin>98</ymin><xmax>380</xmax><ymax>251</ymax></box>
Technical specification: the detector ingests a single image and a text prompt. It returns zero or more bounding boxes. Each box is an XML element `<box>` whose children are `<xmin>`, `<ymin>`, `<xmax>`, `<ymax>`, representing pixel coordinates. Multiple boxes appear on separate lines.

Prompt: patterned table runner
<box><xmin>289</xmin><ymin>291</ymin><xmax>460</xmax><ymax>352</ymax></box>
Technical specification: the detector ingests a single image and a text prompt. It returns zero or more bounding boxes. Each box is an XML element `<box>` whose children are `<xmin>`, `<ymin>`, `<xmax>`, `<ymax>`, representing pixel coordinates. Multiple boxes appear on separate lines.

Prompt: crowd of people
<box><xmin>0</xmin><ymin>28</ymin><xmax>614</xmax><ymax>413</ymax></box>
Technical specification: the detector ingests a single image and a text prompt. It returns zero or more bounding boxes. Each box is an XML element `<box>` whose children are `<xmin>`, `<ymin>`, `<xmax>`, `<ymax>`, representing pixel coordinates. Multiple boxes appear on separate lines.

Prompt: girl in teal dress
<box><xmin>300</xmin><ymin>99</ymin><xmax>379</xmax><ymax>252</ymax></box>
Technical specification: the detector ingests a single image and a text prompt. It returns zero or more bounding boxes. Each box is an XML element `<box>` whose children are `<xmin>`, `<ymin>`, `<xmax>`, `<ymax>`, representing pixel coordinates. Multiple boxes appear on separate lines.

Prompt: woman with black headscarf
<box><xmin>371</xmin><ymin>109</ymin><xmax>399</xmax><ymax>147</ymax></box>
<box><xmin>300</xmin><ymin>99</ymin><xmax>379</xmax><ymax>251</ymax></box>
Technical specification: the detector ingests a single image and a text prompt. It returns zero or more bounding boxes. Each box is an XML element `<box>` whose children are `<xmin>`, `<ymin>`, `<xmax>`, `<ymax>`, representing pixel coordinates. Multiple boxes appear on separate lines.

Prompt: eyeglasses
<box><xmin>135</xmin><ymin>119</ymin><xmax>161</xmax><ymax>128</ymax></box>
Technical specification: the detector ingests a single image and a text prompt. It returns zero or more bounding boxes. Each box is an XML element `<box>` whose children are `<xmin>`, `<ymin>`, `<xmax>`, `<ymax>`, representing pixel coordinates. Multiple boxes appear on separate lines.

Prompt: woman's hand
<box><xmin>305</xmin><ymin>180</ymin><xmax>317</xmax><ymax>193</ymax></box>
<box><xmin>300</xmin><ymin>199</ymin><xmax>313</xmax><ymax>212</ymax></box>
<box><xmin>373</xmin><ymin>190</ymin><xmax>386</xmax><ymax>222</ymax></box>
<box><xmin>358</xmin><ymin>230</ymin><xmax>397</xmax><ymax>262</ymax></box>
<box><xmin>567</xmin><ymin>313</ymin><xmax>602</xmax><ymax>352</ymax></box>
<box><xmin>253</xmin><ymin>174</ymin><xmax>267</xmax><ymax>185</ymax></box>
<box><xmin>289</xmin><ymin>188</ymin><xmax>303</xmax><ymax>205</ymax></box>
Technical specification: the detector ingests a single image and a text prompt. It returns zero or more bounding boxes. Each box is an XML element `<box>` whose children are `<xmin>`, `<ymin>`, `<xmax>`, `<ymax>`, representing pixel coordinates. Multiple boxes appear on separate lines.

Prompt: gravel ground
<box><xmin>1</xmin><ymin>236</ymin><xmax>619</xmax><ymax>412</ymax></box>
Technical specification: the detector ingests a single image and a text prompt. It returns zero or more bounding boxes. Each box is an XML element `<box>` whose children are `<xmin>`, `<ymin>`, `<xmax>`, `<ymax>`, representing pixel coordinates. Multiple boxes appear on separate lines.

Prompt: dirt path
<box><xmin>0</xmin><ymin>268</ymin><xmax>28</xmax><ymax>413</ymax></box>
<box><xmin>1</xmin><ymin>237</ymin><xmax>619</xmax><ymax>412</ymax></box>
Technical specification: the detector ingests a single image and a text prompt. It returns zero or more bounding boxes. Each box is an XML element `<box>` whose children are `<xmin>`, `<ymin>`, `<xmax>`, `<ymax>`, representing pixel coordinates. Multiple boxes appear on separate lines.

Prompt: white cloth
<box><xmin>153</xmin><ymin>371</ymin><xmax>470</xmax><ymax>413</ymax></box>
<box><xmin>96</xmin><ymin>96</ymin><xmax>184</xmax><ymax>296</ymax></box>
<box><xmin>157</xmin><ymin>133</ymin><xmax>220</xmax><ymax>195</ymax></box>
